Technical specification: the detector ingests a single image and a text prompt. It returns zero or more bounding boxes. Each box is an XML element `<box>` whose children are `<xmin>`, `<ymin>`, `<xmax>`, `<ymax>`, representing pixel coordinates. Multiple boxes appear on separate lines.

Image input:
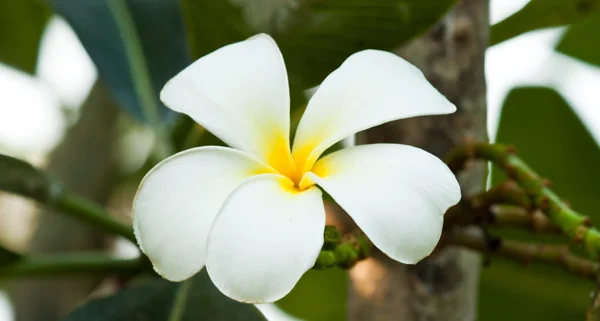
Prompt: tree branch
<box><xmin>444</xmin><ymin>180</ymin><xmax>531</xmax><ymax>229</ymax></box>
<box><xmin>445</xmin><ymin>142</ymin><xmax>600</xmax><ymax>258</ymax></box>
<box><xmin>447</xmin><ymin>230</ymin><xmax>599</xmax><ymax>281</ymax></box>
<box><xmin>492</xmin><ymin>207</ymin><xmax>562</xmax><ymax>234</ymax></box>
<box><xmin>0</xmin><ymin>254</ymin><xmax>146</xmax><ymax>278</ymax></box>
<box><xmin>55</xmin><ymin>191</ymin><xmax>136</xmax><ymax>243</ymax></box>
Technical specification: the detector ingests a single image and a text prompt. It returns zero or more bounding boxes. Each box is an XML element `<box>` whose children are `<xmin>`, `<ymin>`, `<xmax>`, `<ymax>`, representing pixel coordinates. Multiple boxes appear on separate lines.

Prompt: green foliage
<box><xmin>556</xmin><ymin>12</ymin><xmax>600</xmax><ymax>66</ymax></box>
<box><xmin>0</xmin><ymin>246</ymin><xmax>23</xmax><ymax>265</ymax></box>
<box><xmin>484</xmin><ymin>86</ymin><xmax>600</xmax><ymax>320</ymax></box>
<box><xmin>0</xmin><ymin>154</ymin><xmax>61</xmax><ymax>203</ymax></box>
<box><xmin>62</xmin><ymin>270</ymin><xmax>267</xmax><ymax>321</ymax></box>
<box><xmin>181</xmin><ymin>0</ymin><xmax>456</xmax><ymax>87</ymax></box>
<box><xmin>0</xmin><ymin>0</ymin><xmax>50</xmax><ymax>73</ymax></box>
<box><xmin>277</xmin><ymin>269</ymin><xmax>348</xmax><ymax>321</ymax></box>
<box><xmin>49</xmin><ymin>0</ymin><xmax>189</xmax><ymax>122</ymax></box>
<box><xmin>179</xmin><ymin>1</ymin><xmax>253</xmax><ymax>62</ymax></box>
<box><xmin>490</xmin><ymin>0</ymin><xmax>600</xmax><ymax>46</ymax></box>
<box><xmin>480</xmin><ymin>259</ymin><xmax>592</xmax><ymax>320</ymax></box>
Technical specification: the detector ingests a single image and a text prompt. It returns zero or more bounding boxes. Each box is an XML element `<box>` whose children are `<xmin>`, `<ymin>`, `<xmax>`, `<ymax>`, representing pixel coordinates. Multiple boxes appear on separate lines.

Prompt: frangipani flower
<box><xmin>133</xmin><ymin>34</ymin><xmax>461</xmax><ymax>303</ymax></box>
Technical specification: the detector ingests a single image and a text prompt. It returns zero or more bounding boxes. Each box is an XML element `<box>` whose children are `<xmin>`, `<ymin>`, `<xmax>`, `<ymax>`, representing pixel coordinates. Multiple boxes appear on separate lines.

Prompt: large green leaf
<box><xmin>277</xmin><ymin>268</ymin><xmax>348</xmax><ymax>321</ymax></box>
<box><xmin>63</xmin><ymin>270</ymin><xmax>267</xmax><ymax>321</ymax></box>
<box><xmin>181</xmin><ymin>0</ymin><xmax>456</xmax><ymax>87</ymax></box>
<box><xmin>49</xmin><ymin>0</ymin><xmax>189</xmax><ymax>122</ymax></box>
<box><xmin>556</xmin><ymin>12</ymin><xmax>600</xmax><ymax>66</ymax></box>
<box><xmin>0</xmin><ymin>0</ymin><xmax>51</xmax><ymax>73</ymax></box>
<box><xmin>484</xmin><ymin>86</ymin><xmax>600</xmax><ymax>320</ymax></box>
<box><xmin>490</xmin><ymin>0</ymin><xmax>600</xmax><ymax>46</ymax></box>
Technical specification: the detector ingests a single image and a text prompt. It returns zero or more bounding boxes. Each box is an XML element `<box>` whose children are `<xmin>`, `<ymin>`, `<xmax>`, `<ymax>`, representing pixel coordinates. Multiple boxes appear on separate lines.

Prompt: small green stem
<box><xmin>107</xmin><ymin>0</ymin><xmax>173</xmax><ymax>159</ymax></box>
<box><xmin>55</xmin><ymin>191</ymin><xmax>136</xmax><ymax>243</ymax></box>
<box><xmin>443</xmin><ymin>180</ymin><xmax>531</xmax><ymax>229</ymax></box>
<box><xmin>448</xmin><ymin>231</ymin><xmax>599</xmax><ymax>281</ymax></box>
<box><xmin>446</xmin><ymin>142</ymin><xmax>600</xmax><ymax>258</ymax></box>
<box><xmin>493</xmin><ymin>207</ymin><xmax>562</xmax><ymax>234</ymax></box>
<box><xmin>0</xmin><ymin>254</ymin><xmax>146</xmax><ymax>278</ymax></box>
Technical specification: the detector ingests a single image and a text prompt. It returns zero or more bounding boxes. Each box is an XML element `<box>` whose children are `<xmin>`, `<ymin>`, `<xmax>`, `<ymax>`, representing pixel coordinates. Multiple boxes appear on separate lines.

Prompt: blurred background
<box><xmin>1</xmin><ymin>0</ymin><xmax>600</xmax><ymax>320</ymax></box>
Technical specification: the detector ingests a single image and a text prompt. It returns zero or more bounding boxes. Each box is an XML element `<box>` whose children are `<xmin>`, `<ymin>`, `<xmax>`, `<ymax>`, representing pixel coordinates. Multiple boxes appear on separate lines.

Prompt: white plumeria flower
<box><xmin>133</xmin><ymin>34</ymin><xmax>461</xmax><ymax>303</ymax></box>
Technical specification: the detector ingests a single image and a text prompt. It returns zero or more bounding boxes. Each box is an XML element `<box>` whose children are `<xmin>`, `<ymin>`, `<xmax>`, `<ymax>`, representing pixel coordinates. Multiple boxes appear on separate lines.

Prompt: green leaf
<box><xmin>181</xmin><ymin>0</ymin><xmax>456</xmax><ymax>87</ymax></box>
<box><xmin>0</xmin><ymin>246</ymin><xmax>23</xmax><ymax>265</ymax></box>
<box><xmin>277</xmin><ymin>269</ymin><xmax>347</xmax><ymax>321</ymax></box>
<box><xmin>484</xmin><ymin>86</ymin><xmax>600</xmax><ymax>320</ymax></box>
<box><xmin>490</xmin><ymin>0</ymin><xmax>600</xmax><ymax>46</ymax></box>
<box><xmin>0</xmin><ymin>0</ymin><xmax>51</xmax><ymax>73</ymax></box>
<box><xmin>556</xmin><ymin>12</ymin><xmax>600</xmax><ymax>66</ymax></box>
<box><xmin>63</xmin><ymin>270</ymin><xmax>267</xmax><ymax>321</ymax></box>
<box><xmin>0</xmin><ymin>154</ymin><xmax>61</xmax><ymax>203</ymax></box>
<box><xmin>480</xmin><ymin>259</ymin><xmax>592</xmax><ymax>321</ymax></box>
<box><xmin>49</xmin><ymin>0</ymin><xmax>189</xmax><ymax>122</ymax></box>
<box><xmin>179</xmin><ymin>1</ymin><xmax>253</xmax><ymax>61</ymax></box>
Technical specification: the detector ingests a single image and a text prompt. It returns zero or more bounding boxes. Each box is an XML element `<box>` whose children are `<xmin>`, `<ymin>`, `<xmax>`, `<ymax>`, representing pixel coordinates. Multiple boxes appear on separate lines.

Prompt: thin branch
<box><xmin>444</xmin><ymin>180</ymin><xmax>531</xmax><ymax>229</ymax></box>
<box><xmin>0</xmin><ymin>254</ymin><xmax>146</xmax><ymax>278</ymax></box>
<box><xmin>446</xmin><ymin>142</ymin><xmax>600</xmax><ymax>259</ymax></box>
<box><xmin>54</xmin><ymin>191</ymin><xmax>136</xmax><ymax>243</ymax></box>
<box><xmin>447</xmin><ymin>230</ymin><xmax>599</xmax><ymax>281</ymax></box>
<box><xmin>492</xmin><ymin>206</ymin><xmax>562</xmax><ymax>234</ymax></box>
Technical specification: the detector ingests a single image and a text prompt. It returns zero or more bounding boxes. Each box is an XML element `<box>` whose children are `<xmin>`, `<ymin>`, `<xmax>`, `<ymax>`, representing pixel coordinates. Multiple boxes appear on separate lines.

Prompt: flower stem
<box><xmin>447</xmin><ymin>230</ymin><xmax>599</xmax><ymax>281</ymax></box>
<box><xmin>0</xmin><ymin>254</ymin><xmax>146</xmax><ymax>278</ymax></box>
<box><xmin>443</xmin><ymin>180</ymin><xmax>531</xmax><ymax>229</ymax></box>
<box><xmin>492</xmin><ymin>207</ymin><xmax>562</xmax><ymax>234</ymax></box>
<box><xmin>55</xmin><ymin>191</ymin><xmax>136</xmax><ymax>243</ymax></box>
<box><xmin>445</xmin><ymin>142</ymin><xmax>600</xmax><ymax>259</ymax></box>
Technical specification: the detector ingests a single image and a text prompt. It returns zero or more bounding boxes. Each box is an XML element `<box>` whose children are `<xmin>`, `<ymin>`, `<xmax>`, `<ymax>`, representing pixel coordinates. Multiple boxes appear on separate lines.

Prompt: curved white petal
<box><xmin>206</xmin><ymin>174</ymin><xmax>325</xmax><ymax>303</ymax></box>
<box><xmin>161</xmin><ymin>34</ymin><xmax>292</xmax><ymax>165</ymax></box>
<box><xmin>133</xmin><ymin>147</ymin><xmax>272</xmax><ymax>281</ymax></box>
<box><xmin>292</xmin><ymin>50</ymin><xmax>456</xmax><ymax>171</ymax></box>
<box><xmin>308</xmin><ymin>144</ymin><xmax>461</xmax><ymax>264</ymax></box>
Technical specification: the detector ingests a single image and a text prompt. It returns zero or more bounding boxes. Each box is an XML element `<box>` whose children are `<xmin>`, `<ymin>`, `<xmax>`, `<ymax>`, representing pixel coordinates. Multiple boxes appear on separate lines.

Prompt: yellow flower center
<box><xmin>266</xmin><ymin>135</ymin><xmax>316</xmax><ymax>192</ymax></box>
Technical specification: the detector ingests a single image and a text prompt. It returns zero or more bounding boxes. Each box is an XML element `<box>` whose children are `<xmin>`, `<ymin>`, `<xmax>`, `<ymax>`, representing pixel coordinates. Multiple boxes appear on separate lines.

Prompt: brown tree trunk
<box><xmin>348</xmin><ymin>1</ymin><xmax>489</xmax><ymax>320</ymax></box>
<box><xmin>10</xmin><ymin>83</ymin><xmax>120</xmax><ymax>321</ymax></box>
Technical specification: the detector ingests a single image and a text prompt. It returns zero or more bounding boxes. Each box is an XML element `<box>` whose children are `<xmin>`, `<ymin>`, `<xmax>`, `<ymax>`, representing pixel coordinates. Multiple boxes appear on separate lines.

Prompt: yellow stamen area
<box><xmin>266</xmin><ymin>134</ymin><xmax>321</xmax><ymax>192</ymax></box>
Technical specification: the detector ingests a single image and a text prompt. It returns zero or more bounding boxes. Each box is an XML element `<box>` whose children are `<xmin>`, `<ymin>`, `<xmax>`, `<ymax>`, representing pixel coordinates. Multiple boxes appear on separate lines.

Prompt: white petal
<box><xmin>307</xmin><ymin>144</ymin><xmax>461</xmax><ymax>264</ymax></box>
<box><xmin>292</xmin><ymin>50</ymin><xmax>456</xmax><ymax>172</ymax></box>
<box><xmin>206</xmin><ymin>174</ymin><xmax>325</xmax><ymax>303</ymax></box>
<box><xmin>161</xmin><ymin>34</ymin><xmax>292</xmax><ymax>164</ymax></box>
<box><xmin>133</xmin><ymin>147</ymin><xmax>272</xmax><ymax>281</ymax></box>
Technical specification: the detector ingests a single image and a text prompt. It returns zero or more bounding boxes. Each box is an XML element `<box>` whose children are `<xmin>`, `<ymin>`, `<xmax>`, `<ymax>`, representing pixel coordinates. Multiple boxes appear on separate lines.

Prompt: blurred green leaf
<box><xmin>181</xmin><ymin>0</ymin><xmax>456</xmax><ymax>87</ymax></box>
<box><xmin>556</xmin><ymin>12</ymin><xmax>600</xmax><ymax>66</ymax></box>
<box><xmin>0</xmin><ymin>0</ymin><xmax>50</xmax><ymax>73</ymax></box>
<box><xmin>49</xmin><ymin>0</ymin><xmax>189</xmax><ymax>122</ymax></box>
<box><xmin>485</xmin><ymin>86</ymin><xmax>600</xmax><ymax>320</ymax></box>
<box><xmin>480</xmin><ymin>259</ymin><xmax>592</xmax><ymax>320</ymax></box>
<box><xmin>277</xmin><ymin>0</ymin><xmax>456</xmax><ymax>86</ymax></box>
<box><xmin>490</xmin><ymin>0</ymin><xmax>600</xmax><ymax>46</ymax></box>
<box><xmin>62</xmin><ymin>270</ymin><xmax>267</xmax><ymax>321</ymax></box>
<box><xmin>0</xmin><ymin>246</ymin><xmax>23</xmax><ymax>265</ymax></box>
<box><xmin>0</xmin><ymin>154</ymin><xmax>61</xmax><ymax>203</ymax></box>
<box><xmin>277</xmin><ymin>268</ymin><xmax>347</xmax><ymax>321</ymax></box>
<box><xmin>179</xmin><ymin>1</ymin><xmax>252</xmax><ymax>61</ymax></box>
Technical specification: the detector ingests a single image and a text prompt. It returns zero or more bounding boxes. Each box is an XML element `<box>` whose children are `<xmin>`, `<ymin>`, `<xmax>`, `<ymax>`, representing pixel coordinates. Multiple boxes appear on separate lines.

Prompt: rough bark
<box><xmin>10</xmin><ymin>83</ymin><xmax>120</xmax><ymax>321</ymax></box>
<box><xmin>348</xmin><ymin>1</ymin><xmax>489</xmax><ymax>320</ymax></box>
